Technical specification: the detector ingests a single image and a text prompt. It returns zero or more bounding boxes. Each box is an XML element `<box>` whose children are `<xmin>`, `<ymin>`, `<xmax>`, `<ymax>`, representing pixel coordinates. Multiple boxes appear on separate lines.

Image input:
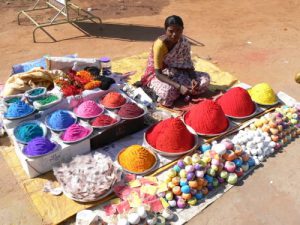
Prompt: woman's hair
<box><xmin>164</xmin><ymin>15</ymin><xmax>184</xmax><ymax>29</ymax></box>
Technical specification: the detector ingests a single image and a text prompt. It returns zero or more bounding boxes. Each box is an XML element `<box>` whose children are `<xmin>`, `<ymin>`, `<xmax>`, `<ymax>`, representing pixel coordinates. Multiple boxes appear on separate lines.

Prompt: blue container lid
<box><xmin>100</xmin><ymin>57</ymin><xmax>111</xmax><ymax>63</ymax></box>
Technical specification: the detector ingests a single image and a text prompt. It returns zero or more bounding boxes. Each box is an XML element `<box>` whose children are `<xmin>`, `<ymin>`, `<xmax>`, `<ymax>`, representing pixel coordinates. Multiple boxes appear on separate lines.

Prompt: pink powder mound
<box><xmin>75</xmin><ymin>100</ymin><xmax>103</xmax><ymax>118</ymax></box>
<box><xmin>62</xmin><ymin>124</ymin><xmax>91</xmax><ymax>141</ymax></box>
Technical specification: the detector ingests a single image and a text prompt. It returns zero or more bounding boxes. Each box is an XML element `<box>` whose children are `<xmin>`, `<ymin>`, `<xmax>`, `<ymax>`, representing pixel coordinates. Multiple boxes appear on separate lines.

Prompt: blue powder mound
<box><xmin>47</xmin><ymin>110</ymin><xmax>76</xmax><ymax>130</ymax></box>
<box><xmin>5</xmin><ymin>101</ymin><xmax>34</xmax><ymax>118</ymax></box>
<box><xmin>15</xmin><ymin>123</ymin><xmax>44</xmax><ymax>143</ymax></box>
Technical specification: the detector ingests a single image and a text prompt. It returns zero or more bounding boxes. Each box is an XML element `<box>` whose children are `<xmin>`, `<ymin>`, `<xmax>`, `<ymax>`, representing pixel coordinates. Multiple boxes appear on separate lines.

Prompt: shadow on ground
<box><xmin>73</xmin><ymin>22</ymin><xmax>164</xmax><ymax>42</ymax></box>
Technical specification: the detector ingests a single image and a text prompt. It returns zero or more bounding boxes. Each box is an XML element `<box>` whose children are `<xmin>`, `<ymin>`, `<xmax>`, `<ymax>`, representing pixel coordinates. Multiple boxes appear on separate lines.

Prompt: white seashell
<box><xmin>269</xmin><ymin>141</ymin><xmax>276</xmax><ymax>148</ymax></box>
<box><xmin>211</xmin><ymin>140</ymin><xmax>218</xmax><ymax>145</ymax></box>
<box><xmin>258</xmin><ymin>155</ymin><xmax>264</xmax><ymax>162</ymax></box>
<box><xmin>254</xmin><ymin>158</ymin><xmax>260</xmax><ymax>165</ymax></box>
<box><xmin>128</xmin><ymin>213</ymin><xmax>140</xmax><ymax>225</ymax></box>
<box><xmin>137</xmin><ymin>206</ymin><xmax>147</xmax><ymax>219</ymax></box>
<box><xmin>257</xmin><ymin>143</ymin><xmax>264</xmax><ymax>149</ymax></box>
<box><xmin>118</xmin><ymin>218</ymin><xmax>129</xmax><ymax>225</ymax></box>
<box><xmin>162</xmin><ymin>208</ymin><xmax>174</xmax><ymax>220</ymax></box>
<box><xmin>257</xmin><ymin>148</ymin><xmax>263</xmax><ymax>156</ymax></box>
<box><xmin>250</xmin><ymin>148</ymin><xmax>258</xmax><ymax>156</ymax></box>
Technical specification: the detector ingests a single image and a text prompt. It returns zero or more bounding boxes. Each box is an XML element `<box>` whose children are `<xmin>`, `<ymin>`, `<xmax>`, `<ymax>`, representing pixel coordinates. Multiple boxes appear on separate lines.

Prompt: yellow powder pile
<box><xmin>118</xmin><ymin>145</ymin><xmax>156</xmax><ymax>173</ymax></box>
<box><xmin>248</xmin><ymin>83</ymin><xmax>277</xmax><ymax>105</ymax></box>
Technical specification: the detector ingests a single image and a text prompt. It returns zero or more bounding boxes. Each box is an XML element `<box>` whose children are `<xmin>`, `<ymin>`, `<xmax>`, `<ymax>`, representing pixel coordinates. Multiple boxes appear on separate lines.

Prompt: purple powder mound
<box><xmin>23</xmin><ymin>137</ymin><xmax>56</xmax><ymax>157</ymax></box>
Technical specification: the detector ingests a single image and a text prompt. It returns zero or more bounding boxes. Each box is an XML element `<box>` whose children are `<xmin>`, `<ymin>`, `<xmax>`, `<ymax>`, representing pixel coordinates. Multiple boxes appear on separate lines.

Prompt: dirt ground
<box><xmin>0</xmin><ymin>0</ymin><xmax>300</xmax><ymax>224</ymax></box>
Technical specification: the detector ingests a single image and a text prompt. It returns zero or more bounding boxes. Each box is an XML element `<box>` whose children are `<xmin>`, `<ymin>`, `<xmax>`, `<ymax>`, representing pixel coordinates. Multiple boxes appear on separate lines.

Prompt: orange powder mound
<box><xmin>185</xmin><ymin>100</ymin><xmax>229</xmax><ymax>134</ymax></box>
<box><xmin>118</xmin><ymin>145</ymin><xmax>156</xmax><ymax>173</ymax></box>
<box><xmin>146</xmin><ymin>118</ymin><xmax>195</xmax><ymax>153</ymax></box>
<box><xmin>101</xmin><ymin>92</ymin><xmax>126</xmax><ymax>108</ymax></box>
<box><xmin>217</xmin><ymin>87</ymin><xmax>255</xmax><ymax>117</ymax></box>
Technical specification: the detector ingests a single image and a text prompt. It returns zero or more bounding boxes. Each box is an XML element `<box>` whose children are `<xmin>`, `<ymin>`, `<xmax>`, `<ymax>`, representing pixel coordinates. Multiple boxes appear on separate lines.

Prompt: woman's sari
<box><xmin>141</xmin><ymin>36</ymin><xmax>210</xmax><ymax>106</ymax></box>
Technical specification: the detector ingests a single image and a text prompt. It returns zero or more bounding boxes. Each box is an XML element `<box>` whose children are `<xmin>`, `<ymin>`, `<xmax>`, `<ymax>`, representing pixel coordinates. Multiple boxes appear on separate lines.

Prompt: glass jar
<box><xmin>100</xmin><ymin>56</ymin><xmax>111</xmax><ymax>76</ymax></box>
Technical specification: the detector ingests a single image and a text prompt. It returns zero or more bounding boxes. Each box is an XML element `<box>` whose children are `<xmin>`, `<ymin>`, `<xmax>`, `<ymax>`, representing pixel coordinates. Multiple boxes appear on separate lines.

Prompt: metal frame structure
<box><xmin>17</xmin><ymin>0</ymin><xmax>102</xmax><ymax>42</ymax></box>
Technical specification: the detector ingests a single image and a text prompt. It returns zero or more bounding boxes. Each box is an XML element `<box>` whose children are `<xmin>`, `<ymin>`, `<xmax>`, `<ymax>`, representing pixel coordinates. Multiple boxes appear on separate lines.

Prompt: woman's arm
<box><xmin>155</xmin><ymin>69</ymin><xmax>189</xmax><ymax>95</ymax></box>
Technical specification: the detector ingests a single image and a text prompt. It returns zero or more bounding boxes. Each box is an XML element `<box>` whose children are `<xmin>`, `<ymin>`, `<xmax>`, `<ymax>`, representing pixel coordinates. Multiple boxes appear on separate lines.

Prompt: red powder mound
<box><xmin>185</xmin><ymin>100</ymin><xmax>229</xmax><ymax>134</ymax></box>
<box><xmin>146</xmin><ymin>119</ymin><xmax>169</xmax><ymax>147</ymax></box>
<box><xmin>92</xmin><ymin>114</ymin><xmax>117</xmax><ymax>126</ymax></box>
<box><xmin>118</xmin><ymin>102</ymin><xmax>144</xmax><ymax>118</ymax></box>
<box><xmin>217</xmin><ymin>87</ymin><xmax>255</xmax><ymax>117</ymax></box>
<box><xmin>146</xmin><ymin>118</ymin><xmax>195</xmax><ymax>153</ymax></box>
<box><xmin>101</xmin><ymin>92</ymin><xmax>126</xmax><ymax>108</ymax></box>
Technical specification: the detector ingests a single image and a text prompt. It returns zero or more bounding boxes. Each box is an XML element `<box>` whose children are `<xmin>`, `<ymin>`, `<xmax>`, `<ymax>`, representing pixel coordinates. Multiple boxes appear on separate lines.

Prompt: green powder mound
<box><xmin>6</xmin><ymin>97</ymin><xmax>22</xmax><ymax>104</ymax></box>
<box><xmin>37</xmin><ymin>95</ymin><xmax>59</xmax><ymax>105</ymax></box>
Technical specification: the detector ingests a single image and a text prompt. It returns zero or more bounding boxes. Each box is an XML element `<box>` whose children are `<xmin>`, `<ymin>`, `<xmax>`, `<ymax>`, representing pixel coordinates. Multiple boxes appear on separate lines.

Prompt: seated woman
<box><xmin>141</xmin><ymin>15</ymin><xmax>210</xmax><ymax>107</ymax></box>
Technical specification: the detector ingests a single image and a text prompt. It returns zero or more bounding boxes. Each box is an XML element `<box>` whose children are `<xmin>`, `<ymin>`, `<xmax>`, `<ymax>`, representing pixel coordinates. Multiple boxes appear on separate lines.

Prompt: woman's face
<box><xmin>165</xmin><ymin>25</ymin><xmax>183</xmax><ymax>44</ymax></box>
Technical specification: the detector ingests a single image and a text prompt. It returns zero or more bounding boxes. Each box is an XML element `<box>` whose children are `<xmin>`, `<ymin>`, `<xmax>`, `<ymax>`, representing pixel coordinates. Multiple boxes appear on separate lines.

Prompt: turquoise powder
<box><xmin>29</xmin><ymin>88</ymin><xmax>44</xmax><ymax>96</ymax></box>
<box><xmin>15</xmin><ymin>123</ymin><xmax>44</xmax><ymax>143</ymax></box>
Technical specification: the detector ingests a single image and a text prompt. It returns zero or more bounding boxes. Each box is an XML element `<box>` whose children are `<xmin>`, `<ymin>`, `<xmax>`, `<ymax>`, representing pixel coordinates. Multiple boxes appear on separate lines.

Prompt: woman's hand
<box><xmin>178</xmin><ymin>84</ymin><xmax>189</xmax><ymax>95</ymax></box>
<box><xmin>189</xmin><ymin>79</ymin><xmax>200</xmax><ymax>95</ymax></box>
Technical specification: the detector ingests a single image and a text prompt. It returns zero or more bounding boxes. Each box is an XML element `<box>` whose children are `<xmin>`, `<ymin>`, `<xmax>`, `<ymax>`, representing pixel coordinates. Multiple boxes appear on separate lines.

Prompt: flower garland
<box><xmin>54</xmin><ymin>70</ymin><xmax>101</xmax><ymax>97</ymax></box>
